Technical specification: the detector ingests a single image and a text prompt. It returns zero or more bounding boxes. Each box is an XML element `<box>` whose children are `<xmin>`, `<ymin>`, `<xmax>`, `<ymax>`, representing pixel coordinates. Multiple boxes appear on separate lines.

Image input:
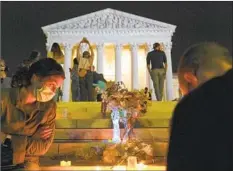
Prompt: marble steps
<box><xmin>54</xmin><ymin>128</ymin><xmax>169</xmax><ymax>141</ymax></box>
<box><xmin>55</xmin><ymin>118</ymin><xmax>170</xmax><ymax>129</ymax></box>
<box><xmin>55</xmin><ymin>102</ymin><xmax>177</xmax><ymax>120</ymax></box>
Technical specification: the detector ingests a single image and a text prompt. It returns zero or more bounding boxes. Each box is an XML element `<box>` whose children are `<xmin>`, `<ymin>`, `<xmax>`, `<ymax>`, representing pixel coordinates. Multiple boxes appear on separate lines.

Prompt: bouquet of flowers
<box><xmin>101</xmin><ymin>82</ymin><xmax>148</xmax><ymax>143</ymax></box>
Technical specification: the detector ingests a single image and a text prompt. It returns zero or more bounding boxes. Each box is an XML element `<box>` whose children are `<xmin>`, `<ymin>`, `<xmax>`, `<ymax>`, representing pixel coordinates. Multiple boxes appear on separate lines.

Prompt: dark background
<box><xmin>1</xmin><ymin>1</ymin><xmax>232</xmax><ymax>75</ymax></box>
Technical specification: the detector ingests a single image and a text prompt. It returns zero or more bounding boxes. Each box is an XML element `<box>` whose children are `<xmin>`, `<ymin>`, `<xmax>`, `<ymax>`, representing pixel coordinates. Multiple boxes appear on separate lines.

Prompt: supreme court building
<box><xmin>42</xmin><ymin>8</ymin><xmax>178</xmax><ymax>102</ymax></box>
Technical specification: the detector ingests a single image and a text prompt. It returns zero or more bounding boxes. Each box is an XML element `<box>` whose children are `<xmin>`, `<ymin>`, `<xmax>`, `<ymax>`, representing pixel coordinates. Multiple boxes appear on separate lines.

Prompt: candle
<box><xmin>60</xmin><ymin>160</ymin><xmax>71</xmax><ymax>166</ymax></box>
<box><xmin>127</xmin><ymin>156</ymin><xmax>137</xmax><ymax>169</ymax></box>
<box><xmin>60</xmin><ymin>160</ymin><xmax>66</xmax><ymax>166</ymax></box>
<box><xmin>136</xmin><ymin>163</ymin><xmax>147</xmax><ymax>170</ymax></box>
<box><xmin>67</xmin><ymin>161</ymin><xmax>71</xmax><ymax>166</ymax></box>
<box><xmin>95</xmin><ymin>166</ymin><xmax>101</xmax><ymax>170</ymax></box>
<box><xmin>112</xmin><ymin>166</ymin><xmax>126</xmax><ymax>171</ymax></box>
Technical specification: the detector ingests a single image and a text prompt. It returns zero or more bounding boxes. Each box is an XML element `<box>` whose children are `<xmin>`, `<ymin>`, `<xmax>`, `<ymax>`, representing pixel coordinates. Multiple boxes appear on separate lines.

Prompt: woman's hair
<box><xmin>73</xmin><ymin>58</ymin><xmax>78</xmax><ymax>65</ymax></box>
<box><xmin>11</xmin><ymin>58</ymin><xmax>65</xmax><ymax>88</ymax></box>
<box><xmin>29</xmin><ymin>50</ymin><xmax>40</xmax><ymax>61</ymax></box>
<box><xmin>51</xmin><ymin>43</ymin><xmax>63</xmax><ymax>56</ymax></box>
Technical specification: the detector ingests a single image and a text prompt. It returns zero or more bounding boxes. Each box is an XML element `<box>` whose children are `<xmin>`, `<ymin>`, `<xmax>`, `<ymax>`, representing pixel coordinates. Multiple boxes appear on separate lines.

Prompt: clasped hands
<box><xmin>81</xmin><ymin>37</ymin><xmax>90</xmax><ymax>44</ymax></box>
<box><xmin>32</xmin><ymin>126</ymin><xmax>53</xmax><ymax>140</ymax></box>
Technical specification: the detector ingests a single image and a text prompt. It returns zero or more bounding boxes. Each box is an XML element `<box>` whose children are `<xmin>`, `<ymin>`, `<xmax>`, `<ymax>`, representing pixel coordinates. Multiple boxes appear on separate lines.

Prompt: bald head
<box><xmin>178</xmin><ymin>42</ymin><xmax>232</xmax><ymax>95</ymax></box>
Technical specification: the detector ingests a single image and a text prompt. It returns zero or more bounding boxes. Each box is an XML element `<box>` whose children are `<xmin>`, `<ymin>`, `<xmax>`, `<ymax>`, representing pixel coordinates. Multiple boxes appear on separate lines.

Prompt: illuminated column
<box><xmin>130</xmin><ymin>43</ymin><xmax>139</xmax><ymax>90</ymax></box>
<box><xmin>96</xmin><ymin>43</ymin><xmax>104</xmax><ymax>74</ymax></box>
<box><xmin>45</xmin><ymin>43</ymin><xmax>51</xmax><ymax>52</ymax></box>
<box><xmin>115</xmin><ymin>43</ymin><xmax>122</xmax><ymax>82</ymax></box>
<box><xmin>62</xmin><ymin>43</ymin><xmax>73</xmax><ymax>102</ymax></box>
<box><xmin>146</xmin><ymin>43</ymin><xmax>156</xmax><ymax>100</ymax></box>
<box><xmin>164</xmin><ymin>42</ymin><xmax>173</xmax><ymax>101</ymax></box>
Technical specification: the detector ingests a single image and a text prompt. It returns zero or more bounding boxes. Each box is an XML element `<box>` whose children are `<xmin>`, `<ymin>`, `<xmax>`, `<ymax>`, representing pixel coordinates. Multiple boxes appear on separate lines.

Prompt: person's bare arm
<box><xmin>146</xmin><ymin>53</ymin><xmax>151</xmax><ymax>73</ymax></box>
<box><xmin>163</xmin><ymin>52</ymin><xmax>168</xmax><ymax>72</ymax></box>
<box><xmin>76</xmin><ymin>42</ymin><xmax>82</xmax><ymax>62</ymax></box>
<box><xmin>86</xmin><ymin>40</ymin><xmax>94</xmax><ymax>66</ymax></box>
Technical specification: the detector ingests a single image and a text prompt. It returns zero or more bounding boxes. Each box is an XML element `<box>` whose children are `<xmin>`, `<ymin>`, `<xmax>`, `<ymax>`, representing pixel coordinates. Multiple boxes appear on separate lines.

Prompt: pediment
<box><xmin>42</xmin><ymin>8</ymin><xmax>176</xmax><ymax>32</ymax></box>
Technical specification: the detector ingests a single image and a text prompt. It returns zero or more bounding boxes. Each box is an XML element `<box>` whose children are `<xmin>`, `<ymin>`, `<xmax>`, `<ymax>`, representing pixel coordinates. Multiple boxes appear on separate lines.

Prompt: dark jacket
<box><xmin>167</xmin><ymin>69</ymin><xmax>233</xmax><ymax>171</ymax></box>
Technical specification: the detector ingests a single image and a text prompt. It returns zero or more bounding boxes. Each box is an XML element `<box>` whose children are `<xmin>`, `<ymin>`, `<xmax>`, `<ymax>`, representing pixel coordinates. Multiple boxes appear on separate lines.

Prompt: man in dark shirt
<box><xmin>146</xmin><ymin>43</ymin><xmax>167</xmax><ymax>101</ymax></box>
<box><xmin>167</xmin><ymin>68</ymin><xmax>233</xmax><ymax>171</ymax></box>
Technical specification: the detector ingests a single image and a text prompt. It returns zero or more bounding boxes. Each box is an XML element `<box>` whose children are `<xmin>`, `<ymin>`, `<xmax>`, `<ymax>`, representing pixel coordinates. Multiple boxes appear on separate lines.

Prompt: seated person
<box><xmin>1</xmin><ymin>58</ymin><xmax>65</xmax><ymax>170</ymax></box>
<box><xmin>144</xmin><ymin>87</ymin><xmax>152</xmax><ymax>101</ymax></box>
<box><xmin>93</xmin><ymin>78</ymin><xmax>107</xmax><ymax>101</ymax></box>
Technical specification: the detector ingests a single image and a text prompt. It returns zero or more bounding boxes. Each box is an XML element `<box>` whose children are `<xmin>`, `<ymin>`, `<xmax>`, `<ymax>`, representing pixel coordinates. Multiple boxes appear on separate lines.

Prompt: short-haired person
<box><xmin>146</xmin><ymin>43</ymin><xmax>167</xmax><ymax>101</ymax></box>
<box><xmin>177</xmin><ymin>42</ymin><xmax>232</xmax><ymax>96</ymax></box>
<box><xmin>167</xmin><ymin>42</ymin><xmax>233</xmax><ymax>171</ymax></box>
<box><xmin>1</xmin><ymin>58</ymin><xmax>65</xmax><ymax>170</ymax></box>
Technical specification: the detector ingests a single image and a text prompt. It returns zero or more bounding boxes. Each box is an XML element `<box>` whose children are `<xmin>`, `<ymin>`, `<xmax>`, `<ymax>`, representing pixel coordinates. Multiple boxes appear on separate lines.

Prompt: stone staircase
<box><xmin>43</xmin><ymin>102</ymin><xmax>176</xmax><ymax>165</ymax></box>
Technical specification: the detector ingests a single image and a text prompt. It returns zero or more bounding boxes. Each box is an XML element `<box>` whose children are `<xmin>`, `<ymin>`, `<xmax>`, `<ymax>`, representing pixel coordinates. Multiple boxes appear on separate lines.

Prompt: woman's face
<box><xmin>31</xmin><ymin>75</ymin><xmax>64</xmax><ymax>102</ymax></box>
<box><xmin>40</xmin><ymin>75</ymin><xmax>64</xmax><ymax>92</ymax></box>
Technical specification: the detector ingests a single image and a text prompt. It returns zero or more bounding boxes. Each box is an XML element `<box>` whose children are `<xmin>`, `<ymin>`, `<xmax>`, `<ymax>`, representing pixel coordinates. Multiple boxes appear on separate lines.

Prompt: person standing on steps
<box><xmin>146</xmin><ymin>43</ymin><xmax>167</xmax><ymax>101</ymax></box>
<box><xmin>76</xmin><ymin>37</ymin><xmax>94</xmax><ymax>101</ymax></box>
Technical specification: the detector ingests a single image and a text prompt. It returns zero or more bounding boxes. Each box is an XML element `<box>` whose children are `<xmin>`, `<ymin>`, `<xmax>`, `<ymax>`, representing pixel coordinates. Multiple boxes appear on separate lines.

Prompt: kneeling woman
<box><xmin>1</xmin><ymin>58</ymin><xmax>65</xmax><ymax>170</ymax></box>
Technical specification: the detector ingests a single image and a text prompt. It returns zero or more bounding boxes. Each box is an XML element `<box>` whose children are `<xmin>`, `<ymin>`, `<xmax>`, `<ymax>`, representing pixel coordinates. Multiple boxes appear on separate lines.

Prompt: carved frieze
<box><xmin>56</xmin><ymin>12</ymin><xmax>167</xmax><ymax>30</ymax></box>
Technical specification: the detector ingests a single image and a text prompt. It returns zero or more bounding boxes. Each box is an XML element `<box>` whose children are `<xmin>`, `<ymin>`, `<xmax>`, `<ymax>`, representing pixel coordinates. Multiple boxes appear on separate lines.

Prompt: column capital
<box><xmin>146</xmin><ymin>43</ymin><xmax>154</xmax><ymax>51</ymax></box>
<box><xmin>46</xmin><ymin>43</ymin><xmax>51</xmax><ymax>51</ymax></box>
<box><xmin>96</xmin><ymin>42</ymin><xmax>104</xmax><ymax>49</ymax></box>
<box><xmin>63</xmin><ymin>43</ymin><xmax>74</xmax><ymax>50</ymax></box>
<box><xmin>163</xmin><ymin>42</ymin><xmax>172</xmax><ymax>50</ymax></box>
<box><xmin>130</xmin><ymin>43</ymin><xmax>139</xmax><ymax>50</ymax></box>
<box><xmin>115</xmin><ymin>43</ymin><xmax>123</xmax><ymax>50</ymax></box>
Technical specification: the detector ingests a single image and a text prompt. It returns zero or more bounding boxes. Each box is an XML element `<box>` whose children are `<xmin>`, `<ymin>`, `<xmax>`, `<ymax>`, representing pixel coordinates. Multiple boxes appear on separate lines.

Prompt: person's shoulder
<box><xmin>175</xmin><ymin>75</ymin><xmax>227</xmax><ymax>113</ymax></box>
<box><xmin>147</xmin><ymin>51</ymin><xmax>153</xmax><ymax>55</ymax></box>
<box><xmin>1</xmin><ymin>88</ymin><xmax>18</xmax><ymax>102</ymax></box>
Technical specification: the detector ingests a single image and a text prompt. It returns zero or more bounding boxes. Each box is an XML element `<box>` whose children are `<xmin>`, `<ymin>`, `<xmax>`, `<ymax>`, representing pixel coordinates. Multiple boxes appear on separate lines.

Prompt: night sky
<box><xmin>1</xmin><ymin>1</ymin><xmax>232</xmax><ymax>75</ymax></box>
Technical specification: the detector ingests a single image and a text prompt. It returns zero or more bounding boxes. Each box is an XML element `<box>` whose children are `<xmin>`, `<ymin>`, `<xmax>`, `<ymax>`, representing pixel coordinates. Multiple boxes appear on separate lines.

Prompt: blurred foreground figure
<box><xmin>177</xmin><ymin>42</ymin><xmax>232</xmax><ymax>96</ymax></box>
<box><xmin>167</xmin><ymin>68</ymin><xmax>233</xmax><ymax>170</ymax></box>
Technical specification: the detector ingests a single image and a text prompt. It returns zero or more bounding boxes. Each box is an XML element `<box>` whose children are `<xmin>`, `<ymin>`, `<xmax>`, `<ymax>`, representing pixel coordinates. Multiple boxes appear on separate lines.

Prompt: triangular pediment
<box><xmin>42</xmin><ymin>8</ymin><xmax>176</xmax><ymax>32</ymax></box>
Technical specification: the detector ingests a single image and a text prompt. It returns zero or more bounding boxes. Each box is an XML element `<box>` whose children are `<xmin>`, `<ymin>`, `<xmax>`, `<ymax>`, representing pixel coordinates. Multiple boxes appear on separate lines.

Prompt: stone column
<box><xmin>62</xmin><ymin>43</ymin><xmax>73</xmax><ymax>102</ymax></box>
<box><xmin>130</xmin><ymin>43</ymin><xmax>139</xmax><ymax>90</ymax></box>
<box><xmin>164</xmin><ymin>42</ymin><xmax>173</xmax><ymax>101</ymax></box>
<box><xmin>145</xmin><ymin>43</ymin><xmax>156</xmax><ymax>100</ymax></box>
<box><xmin>115</xmin><ymin>43</ymin><xmax>122</xmax><ymax>82</ymax></box>
<box><xmin>45</xmin><ymin>43</ymin><xmax>51</xmax><ymax>52</ymax></box>
<box><xmin>96</xmin><ymin>43</ymin><xmax>104</xmax><ymax>74</ymax></box>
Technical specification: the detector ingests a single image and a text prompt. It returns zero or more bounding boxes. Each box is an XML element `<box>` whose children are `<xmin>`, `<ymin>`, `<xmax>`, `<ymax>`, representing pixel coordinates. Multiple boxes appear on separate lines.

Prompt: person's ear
<box><xmin>184</xmin><ymin>72</ymin><xmax>198</xmax><ymax>88</ymax></box>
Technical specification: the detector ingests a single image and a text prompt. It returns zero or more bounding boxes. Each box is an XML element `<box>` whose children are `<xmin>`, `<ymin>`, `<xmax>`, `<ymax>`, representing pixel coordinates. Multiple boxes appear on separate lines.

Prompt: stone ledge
<box><xmin>55</xmin><ymin>118</ymin><xmax>170</xmax><ymax>129</ymax></box>
<box><xmin>45</xmin><ymin>141</ymin><xmax>168</xmax><ymax>157</ymax></box>
<box><xmin>54</xmin><ymin>128</ymin><xmax>169</xmax><ymax>141</ymax></box>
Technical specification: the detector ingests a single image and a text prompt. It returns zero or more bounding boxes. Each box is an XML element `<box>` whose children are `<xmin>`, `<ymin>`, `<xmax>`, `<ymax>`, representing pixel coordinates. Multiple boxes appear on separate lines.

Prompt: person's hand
<box><xmin>32</xmin><ymin>126</ymin><xmax>53</xmax><ymax>140</ymax></box>
<box><xmin>82</xmin><ymin>37</ymin><xmax>89</xmax><ymax>43</ymax></box>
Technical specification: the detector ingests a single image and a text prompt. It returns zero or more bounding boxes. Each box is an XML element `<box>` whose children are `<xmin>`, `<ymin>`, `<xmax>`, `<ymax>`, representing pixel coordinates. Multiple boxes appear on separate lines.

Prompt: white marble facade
<box><xmin>42</xmin><ymin>8</ymin><xmax>176</xmax><ymax>102</ymax></box>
